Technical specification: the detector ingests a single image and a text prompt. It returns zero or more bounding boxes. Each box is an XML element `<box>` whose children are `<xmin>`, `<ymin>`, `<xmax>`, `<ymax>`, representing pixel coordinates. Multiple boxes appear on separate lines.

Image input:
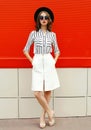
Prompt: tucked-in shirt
<box><xmin>23</xmin><ymin>29</ymin><xmax>60</xmax><ymax>54</ymax></box>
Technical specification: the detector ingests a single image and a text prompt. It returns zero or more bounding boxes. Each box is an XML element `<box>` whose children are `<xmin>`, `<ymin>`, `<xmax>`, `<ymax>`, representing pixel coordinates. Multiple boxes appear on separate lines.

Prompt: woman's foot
<box><xmin>40</xmin><ymin>112</ymin><xmax>46</xmax><ymax>128</ymax></box>
<box><xmin>48</xmin><ymin>118</ymin><xmax>55</xmax><ymax>126</ymax></box>
<box><xmin>48</xmin><ymin>110</ymin><xmax>55</xmax><ymax>126</ymax></box>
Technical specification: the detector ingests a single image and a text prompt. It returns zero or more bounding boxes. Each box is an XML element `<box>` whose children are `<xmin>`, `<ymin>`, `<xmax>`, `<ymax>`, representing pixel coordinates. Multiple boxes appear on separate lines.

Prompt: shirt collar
<box><xmin>39</xmin><ymin>29</ymin><xmax>49</xmax><ymax>34</ymax></box>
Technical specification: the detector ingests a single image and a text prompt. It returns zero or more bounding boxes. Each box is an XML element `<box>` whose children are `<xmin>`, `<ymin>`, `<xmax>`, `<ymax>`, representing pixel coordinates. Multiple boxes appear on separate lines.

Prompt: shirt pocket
<box><xmin>34</xmin><ymin>37</ymin><xmax>43</xmax><ymax>43</ymax></box>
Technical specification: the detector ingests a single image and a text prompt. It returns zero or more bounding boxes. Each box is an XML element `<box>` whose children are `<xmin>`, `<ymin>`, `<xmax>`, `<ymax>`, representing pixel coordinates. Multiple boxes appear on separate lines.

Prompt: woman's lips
<box><xmin>43</xmin><ymin>21</ymin><xmax>46</xmax><ymax>23</ymax></box>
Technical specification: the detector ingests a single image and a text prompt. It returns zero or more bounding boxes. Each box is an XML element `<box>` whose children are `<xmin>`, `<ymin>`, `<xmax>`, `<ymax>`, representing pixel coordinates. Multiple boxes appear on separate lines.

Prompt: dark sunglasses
<box><xmin>39</xmin><ymin>15</ymin><xmax>49</xmax><ymax>20</ymax></box>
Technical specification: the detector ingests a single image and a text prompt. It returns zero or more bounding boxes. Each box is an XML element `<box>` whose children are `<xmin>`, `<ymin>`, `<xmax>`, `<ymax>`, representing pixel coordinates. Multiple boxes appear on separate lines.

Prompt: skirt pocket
<box><xmin>49</xmin><ymin>54</ymin><xmax>56</xmax><ymax>65</ymax></box>
<box><xmin>32</xmin><ymin>55</ymin><xmax>36</xmax><ymax>66</ymax></box>
<box><xmin>32</xmin><ymin>55</ymin><xmax>43</xmax><ymax>72</ymax></box>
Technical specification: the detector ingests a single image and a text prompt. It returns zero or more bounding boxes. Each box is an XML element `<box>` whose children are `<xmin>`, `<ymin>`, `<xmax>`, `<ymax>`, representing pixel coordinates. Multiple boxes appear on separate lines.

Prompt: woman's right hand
<box><xmin>23</xmin><ymin>51</ymin><xmax>33</xmax><ymax>65</ymax></box>
<box><xmin>31</xmin><ymin>58</ymin><xmax>34</xmax><ymax>65</ymax></box>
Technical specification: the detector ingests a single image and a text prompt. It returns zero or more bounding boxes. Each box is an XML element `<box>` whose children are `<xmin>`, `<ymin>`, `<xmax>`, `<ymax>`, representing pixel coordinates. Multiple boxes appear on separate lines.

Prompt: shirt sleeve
<box><xmin>23</xmin><ymin>31</ymin><xmax>34</xmax><ymax>53</ymax></box>
<box><xmin>52</xmin><ymin>32</ymin><xmax>60</xmax><ymax>55</ymax></box>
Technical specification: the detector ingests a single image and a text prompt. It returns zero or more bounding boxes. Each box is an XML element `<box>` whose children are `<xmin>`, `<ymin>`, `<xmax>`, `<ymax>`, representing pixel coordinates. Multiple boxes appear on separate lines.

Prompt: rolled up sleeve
<box><xmin>52</xmin><ymin>33</ymin><xmax>60</xmax><ymax>55</ymax></box>
<box><xmin>23</xmin><ymin>31</ymin><xmax>34</xmax><ymax>53</ymax></box>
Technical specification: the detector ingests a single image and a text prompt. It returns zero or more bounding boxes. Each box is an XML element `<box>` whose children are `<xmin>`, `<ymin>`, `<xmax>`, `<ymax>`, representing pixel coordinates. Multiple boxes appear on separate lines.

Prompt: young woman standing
<box><xmin>23</xmin><ymin>7</ymin><xmax>60</xmax><ymax>128</ymax></box>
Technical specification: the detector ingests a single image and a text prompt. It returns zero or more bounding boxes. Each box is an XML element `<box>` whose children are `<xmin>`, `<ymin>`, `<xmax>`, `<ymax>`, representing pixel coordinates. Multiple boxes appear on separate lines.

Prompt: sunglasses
<box><xmin>39</xmin><ymin>15</ymin><xmax>49</xmax><ymax>20</ymax></box>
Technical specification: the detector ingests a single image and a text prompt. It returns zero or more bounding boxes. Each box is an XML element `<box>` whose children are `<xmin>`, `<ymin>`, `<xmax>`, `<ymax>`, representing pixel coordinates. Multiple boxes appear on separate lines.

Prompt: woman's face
<box><xmin>39</xmin><ymin>12</ymin><xmax>49</xmax><ymax>26</ymax></box>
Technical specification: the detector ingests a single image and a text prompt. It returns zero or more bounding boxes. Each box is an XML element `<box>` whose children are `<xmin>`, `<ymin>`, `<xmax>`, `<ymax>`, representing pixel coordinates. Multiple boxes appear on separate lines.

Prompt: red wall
<box><xmin>0</xmin><ymin>0</ymin><xmax>91</xmax><ymax>68</ymax></box>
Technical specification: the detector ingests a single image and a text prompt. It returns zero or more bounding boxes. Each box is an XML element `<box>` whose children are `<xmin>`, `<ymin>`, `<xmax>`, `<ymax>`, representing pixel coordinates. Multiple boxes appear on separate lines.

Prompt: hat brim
<box><xmin>34</xmin><ymin>7</ymin><xmax>54</xmax><ymax>22</ymax></box>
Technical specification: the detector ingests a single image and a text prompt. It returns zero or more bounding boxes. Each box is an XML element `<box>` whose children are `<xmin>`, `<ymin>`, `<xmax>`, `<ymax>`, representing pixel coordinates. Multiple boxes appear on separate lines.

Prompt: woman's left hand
<box><xmin>54</xmin><ymin>53</ymin><xmax>60</xmax><ymax>64</ymax></box>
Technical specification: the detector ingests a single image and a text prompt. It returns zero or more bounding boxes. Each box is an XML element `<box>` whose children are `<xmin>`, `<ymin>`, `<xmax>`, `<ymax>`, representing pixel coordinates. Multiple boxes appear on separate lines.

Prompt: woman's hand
<box><xmin>23</xmin><ymin>51</ymin><xmax>33</xmax><ymax>64</ymax></box>
<box><xmin>54</xmin><ymin>53</ymin><xmax>60</xmax><ymax>63</ymax></box>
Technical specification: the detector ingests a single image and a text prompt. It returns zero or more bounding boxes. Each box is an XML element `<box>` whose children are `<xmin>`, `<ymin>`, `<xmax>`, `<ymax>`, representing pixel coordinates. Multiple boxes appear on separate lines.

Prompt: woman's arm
<box><xmin>23</xmin><ymin>31</ymin><xmax>35</xmax><ymax>64</ymax></box>
<box><xmin>23</xmin><ymin>51</ymin><xmax>33</xmax><ymax>64</ymax></box>
<box><xmin>52</xmin><ymin>32</ymin><xmax>60</xmax><ymax>63</ymax></box>
<box><xmin>54</xmin><ymin>53</ymin><xmax>60</xmax><ymax>63</ymax></box>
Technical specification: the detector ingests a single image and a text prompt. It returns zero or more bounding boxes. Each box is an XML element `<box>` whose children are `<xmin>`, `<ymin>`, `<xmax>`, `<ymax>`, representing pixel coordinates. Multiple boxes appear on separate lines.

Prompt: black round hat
<box><xmin>34</xmin><ymin>7</ymin><xmax>54</xmax><ymax>22</ymax></box>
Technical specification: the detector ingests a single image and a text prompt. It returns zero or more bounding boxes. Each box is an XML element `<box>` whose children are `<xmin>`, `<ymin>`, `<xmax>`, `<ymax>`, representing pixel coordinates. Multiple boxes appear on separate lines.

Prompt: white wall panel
<box><xmin>54</xmin><ymin>98</ymin><xmax>86</xmax><ymax>117</ymax></box>
<box><xmin>0</xmin><ymin>69</ymin><xmax>18</xmax><ymax>97</ymax></box>
<box><xmin>54</xmin><ymin>69</ymin><xmax>87</xmax><ymax>97</ymax></box>
<box><xmin>0</xmin><ymin>99</ymin><xmax>18</xmax><ymax>119</ymax></box>
<box><xmin>88</xmin><ymin>69</ymin><xmax>91</xmax><ymax>96</ymax></box>
<box><xmin>19</xmin><ymin>69</ymin><xmax>34</xmax><ymax>97</ymax></box>
<box><xmin>19</xmin><ymin>98</ymin><xmax>53</xmax><ymax>118</ymax></box>
<box><xmin>87</xmin><ymin>97</ymin><xmax>91</xmax><ymax>115</ymax></box>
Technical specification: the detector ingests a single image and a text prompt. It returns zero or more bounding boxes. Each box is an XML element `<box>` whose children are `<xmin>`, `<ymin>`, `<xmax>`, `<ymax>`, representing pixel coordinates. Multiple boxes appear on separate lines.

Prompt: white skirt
<box><xmin>31</xmin><ymin>53</ymin><xmax>60</xmax><ymax>91</ymax></box>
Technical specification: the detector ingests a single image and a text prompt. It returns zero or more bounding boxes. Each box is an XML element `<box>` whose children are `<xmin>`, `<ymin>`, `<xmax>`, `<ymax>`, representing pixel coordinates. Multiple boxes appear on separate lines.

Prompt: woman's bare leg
<box><xmin>40</xmin><ymin>91</ymin><xmax>51</xmax><ymax>125</ymax></box>
<box><xmin>41</xmin><ymin>91</ymin><xmax>51</xmax><ymax>117</ymax></box>
<box><xmin>44</xmin><ymin>91</ymin><xmax>51</xmax><ymax>105</ymax></box>
<box><xmin>34</xmin><ymin>91</ymin><xmax>53</xmax><ymax>121</ymax></box>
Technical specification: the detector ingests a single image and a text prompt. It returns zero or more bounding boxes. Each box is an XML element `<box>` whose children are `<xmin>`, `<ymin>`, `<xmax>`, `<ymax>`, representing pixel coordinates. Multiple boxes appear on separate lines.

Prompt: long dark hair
<box><xmin>35</xmin><ymin>11</ymin><xmax>53</xmax><ymax>31</ymax></box>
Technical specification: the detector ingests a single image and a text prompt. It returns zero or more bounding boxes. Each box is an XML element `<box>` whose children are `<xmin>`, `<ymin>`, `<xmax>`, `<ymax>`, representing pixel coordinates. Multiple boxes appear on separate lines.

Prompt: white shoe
<box><xmin>40</xmin><ymin>115</ymin><xmax>46</xmax><ymax>129</ymax></box>
<box><xmin>48</xmin><ymin>110</ymin><xmax>56</xmax><ymax>126</ymax></box>
<box><xmin>48</xmin><ymin>118</ymin><xmax>55</xmax><ymax>126</ymax></box>
<box><xmin>40</xmin><ymin>122</ymin><xmax>46</xmax><ymax>128</ymax></box>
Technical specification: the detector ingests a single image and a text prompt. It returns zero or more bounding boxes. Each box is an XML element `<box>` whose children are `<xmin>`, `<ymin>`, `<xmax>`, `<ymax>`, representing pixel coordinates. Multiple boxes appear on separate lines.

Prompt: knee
<box><xmin>34</xmin><ymin>91</ymin><xmax>40</xmax><ymax>98</ymax></box>
<box><xmin>47</xmin><ymin>91</ymin><xmax>51</xmax><ymax>94</ymax></box>
<box><xmin>45</xmin><ymin>91</ymin><xmax>51</xmax><ymax>95</ymax></box>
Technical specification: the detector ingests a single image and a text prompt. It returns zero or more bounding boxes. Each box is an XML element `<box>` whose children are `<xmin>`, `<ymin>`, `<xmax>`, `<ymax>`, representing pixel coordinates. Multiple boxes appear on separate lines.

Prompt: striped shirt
<box><xmin>23</xmin><ymin>29</ymin><xmax>60</xmax><ymax>54</ymax></box>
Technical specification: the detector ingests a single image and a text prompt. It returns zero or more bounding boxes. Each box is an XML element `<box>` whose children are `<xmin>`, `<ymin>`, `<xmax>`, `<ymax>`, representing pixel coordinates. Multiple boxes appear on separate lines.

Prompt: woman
<box><xmin>23</xmin><ymin>7</ymin><xmax>60</xmax><ymax>128</ymax></box>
